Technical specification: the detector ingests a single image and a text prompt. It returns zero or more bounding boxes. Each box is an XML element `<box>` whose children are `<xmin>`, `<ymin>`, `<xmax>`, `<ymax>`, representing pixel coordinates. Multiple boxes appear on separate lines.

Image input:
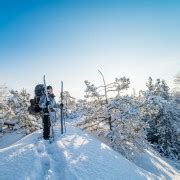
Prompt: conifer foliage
<box><xmin>77</xmin><ymin>73</ymin><xmax>179</xmax><ymax>160</ymax></box>
<box><xmin>1</xmin><ymin>88</ymin><xmax>40</xmax><ymax>134</ymax></box>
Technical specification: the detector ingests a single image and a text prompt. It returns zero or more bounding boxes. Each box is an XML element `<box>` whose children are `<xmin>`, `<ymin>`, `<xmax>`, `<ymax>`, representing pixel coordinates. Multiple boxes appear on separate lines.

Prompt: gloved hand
<box><xmin>60</xmin><ymin>103</ymin><xmax>63</xmax><ymax>108</ymax></box>
<box><xmin>49</xmin><ymin>107</ymin><xmax>55</xmax><ymax>112</ymax></box>
<box><xmin>46</xmin><ymin>101</ymin><xmax>50</xmax><ymax>106</ymax></box>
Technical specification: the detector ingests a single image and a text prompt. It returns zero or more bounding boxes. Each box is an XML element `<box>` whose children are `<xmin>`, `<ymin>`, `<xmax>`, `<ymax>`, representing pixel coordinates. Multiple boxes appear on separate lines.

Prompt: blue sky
<box><xmin>0</xmin><ymin>0</ymin><xmax>180</xmax><ymax>99</ymax></box>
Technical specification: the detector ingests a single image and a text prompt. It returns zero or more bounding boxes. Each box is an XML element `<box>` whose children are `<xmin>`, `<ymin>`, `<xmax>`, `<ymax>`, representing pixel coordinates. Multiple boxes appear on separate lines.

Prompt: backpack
<box><xmin>28</xmin><ymin>84</ymin><xmax>44</xmax><ymax>114</ymax></box>
<box><xmin>35</xmin><ymin>84</ymin><xmax>45</xmax><ymax>97</ymax></box>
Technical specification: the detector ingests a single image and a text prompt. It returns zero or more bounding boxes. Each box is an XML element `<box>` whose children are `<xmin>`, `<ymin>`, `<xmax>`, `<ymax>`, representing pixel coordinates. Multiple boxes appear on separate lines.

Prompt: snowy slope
<box><xmin>0</xmin><ymin>131</ymin><xmax>25</xmax><ymax>149</ymax></box>
<box><xmin>0</xmin><ymin>123</ymin><xmax>179</xmax><ymax>180</ymax></box>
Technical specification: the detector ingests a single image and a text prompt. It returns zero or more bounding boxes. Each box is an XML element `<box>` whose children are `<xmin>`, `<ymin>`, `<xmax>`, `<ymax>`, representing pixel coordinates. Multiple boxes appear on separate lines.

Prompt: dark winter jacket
<box><xmin>39</xmin><ymin>94</ymin><xmax>59</xmax><ymax>109</ymax></box>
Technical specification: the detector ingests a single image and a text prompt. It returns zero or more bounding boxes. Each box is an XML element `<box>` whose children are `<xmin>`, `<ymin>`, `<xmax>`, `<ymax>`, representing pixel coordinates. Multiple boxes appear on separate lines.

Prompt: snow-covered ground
<box><xmin>0</xmin><ymin>130</ymin><xmax>25</xmax><ymax>149</ymax></box>
<box><xmin>0</xmin><ymin>122</ymin><xmax>179</xmax><ymax>180</ymax></box>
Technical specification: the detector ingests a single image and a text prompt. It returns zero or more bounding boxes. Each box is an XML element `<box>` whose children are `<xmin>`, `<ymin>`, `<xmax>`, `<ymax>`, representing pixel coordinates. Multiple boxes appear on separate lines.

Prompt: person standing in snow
<box><xmin>39</xmin><ymin>86</ymin><xmax>59</xmax><ymax>139</ymax></box>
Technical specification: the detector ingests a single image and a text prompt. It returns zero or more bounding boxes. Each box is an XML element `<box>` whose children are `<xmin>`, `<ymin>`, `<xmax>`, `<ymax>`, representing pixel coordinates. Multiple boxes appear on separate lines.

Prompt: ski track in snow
<box><xmin>0</xmin><ymin>122</ymin><xmax>179</xmax><ymax>180</ymax></box>
<box><xmin>27</xmin><ymin>128</ymin><xmax>76</xmax><ymax>180</ymax></box>
<box><xmin>35</xmin><ymin>141</ymin><xmax>51</xmax><ymax>180</ymax></box>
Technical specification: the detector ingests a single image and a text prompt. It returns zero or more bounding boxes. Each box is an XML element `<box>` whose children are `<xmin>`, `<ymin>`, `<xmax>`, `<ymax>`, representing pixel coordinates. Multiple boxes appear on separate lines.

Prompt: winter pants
<box><xmin>43</xmin><ymin>114</ymin><xmax>50</xmax><ymax>139</ymax></box>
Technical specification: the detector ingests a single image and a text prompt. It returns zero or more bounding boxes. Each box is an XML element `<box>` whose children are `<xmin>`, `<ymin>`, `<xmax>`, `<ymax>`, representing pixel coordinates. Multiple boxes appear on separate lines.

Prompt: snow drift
<box><xmin>0</xmin><ymin>123</ymin><xmax>179</xmax><ymax>180</ymax></box>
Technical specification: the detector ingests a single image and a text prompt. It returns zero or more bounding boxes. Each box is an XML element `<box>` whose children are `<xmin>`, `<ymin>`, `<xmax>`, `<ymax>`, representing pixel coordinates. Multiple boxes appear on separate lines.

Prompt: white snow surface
<box><xmin>0</xmin><ymin>130</ymin><xmax>25</xmax><ymax>149</ymax></box>
<box><xmin>0</xmin><ymin>123</ymin><xmax>179</xmax><ymax>180</ymax></box>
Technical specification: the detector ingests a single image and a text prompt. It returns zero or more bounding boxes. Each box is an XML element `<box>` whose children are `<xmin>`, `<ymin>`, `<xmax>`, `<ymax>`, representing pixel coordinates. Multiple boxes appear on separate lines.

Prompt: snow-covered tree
<box><xmin>106</xmin><ymin>96</ymin><xmax>148</xmax><ymax>159</ymax></box>
<box><xmin>0</xmin><ymin>85</ymin><xmax>9</xmax><ymax>131</ymax></box>
<box><xmin>75</xmin><ymin>99</ymin><xmax>95</xmax><ymax>117</ymax></box>
<box><xmin>141</xmin><ymin>77</ymin><xmax>179</xmax><ymax>159</ymax></box>
<box><xmin>146</xmin><ymin>77</ymin><xmax>170</xmax><ymax>100</ymax></box>
<box><xmin>172</xmin><ymin>72</ymin><xmax>180</xmax><ymax>160</ymax></box>
<box><xmin>174</xmin><ymin>72</ymin><xmax>180</xmax><ymax>88</ymax></box>
<box><xmin>0</xmin><ymin>86</ymin><xmax>17</xmax><ymax>124</ymax></box>
<box><xmin>79</xmin><ymin>75</ymin><xmax>179</xmax><ymax>160</ymax></box>
<box><xmin>78</xmin><ymin>72</ymin><xmax>147</xmax><ymax>159</ymax></box>
<box><xmin>59</xmin><ymin>91</ymin><xmax>77</xmax><ymax>118</ymax></box>
<box><xmin>78</xmin><ymin>94</ymin><xmax>148</xmax><ymax>159</ymax></box>
<box><xmin>146</xmin><ymin>77</ymin><xmax>154</xmax><ymax>92</ymax></box>
<box><xmin>5</xmin><ymin>89</ymin><xmax>41</xmax><ymax>134</ymax></box>
<box><xmin>173</xmin><ymin>72</ymin><xmax>180</xmax><ymax>101</ymax></box>
<box><xmin>84</xmin><ymin>70</ymin><xmax>130</xmax><ymax>131</ymax></box>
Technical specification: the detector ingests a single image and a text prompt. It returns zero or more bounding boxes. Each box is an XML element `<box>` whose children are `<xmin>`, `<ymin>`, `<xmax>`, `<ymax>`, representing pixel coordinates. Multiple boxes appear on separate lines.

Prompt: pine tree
<box><xmin>5</xmin><ymin>89</ymin><xmax>41</xmax><ymax>134</ymax></box>
<box><xmin>146</xmin><ymin>77</ymin><xmax>154</xmax><ymax>92</ymax></box>
<box><xmin>142</xmin><ymin>77</ymin><xmax>179</xmax><ymax>159</ymax></box>
<box><xmin>59</xmin><ymin>91</ymin><xmax>76</xmax><ymax>118</ymax></box>
<box><xmin>78</xmin><ymin>73</ymin><xmax>147</xmax><ymax>159</ymax></box>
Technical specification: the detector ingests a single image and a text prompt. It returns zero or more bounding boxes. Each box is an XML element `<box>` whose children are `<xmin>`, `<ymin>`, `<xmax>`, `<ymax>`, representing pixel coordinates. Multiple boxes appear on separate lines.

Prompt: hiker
<box><xmin>28</xmin><ymin>81</ymin><xmax>64</xmax><ymax>139</ymax></box>
<box><xmin>39</xmin><ymin>85</ymin><xmax>59</xmax><ymax>139</ymax></box>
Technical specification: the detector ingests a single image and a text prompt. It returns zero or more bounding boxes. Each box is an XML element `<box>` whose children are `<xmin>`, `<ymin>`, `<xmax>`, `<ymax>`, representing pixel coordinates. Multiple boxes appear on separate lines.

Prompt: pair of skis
<box><xmin>43</xmin><ymin>75</ymin><xmax>66</xmax><ymax>143</ymax></box>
